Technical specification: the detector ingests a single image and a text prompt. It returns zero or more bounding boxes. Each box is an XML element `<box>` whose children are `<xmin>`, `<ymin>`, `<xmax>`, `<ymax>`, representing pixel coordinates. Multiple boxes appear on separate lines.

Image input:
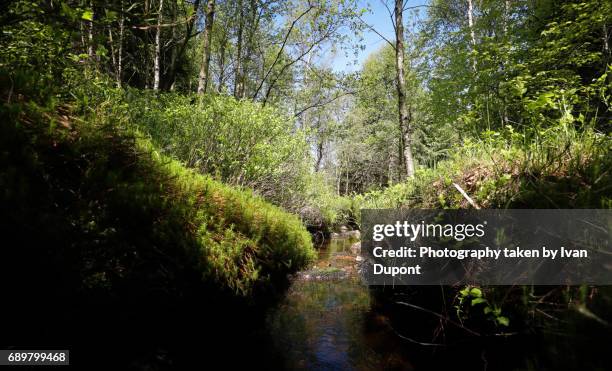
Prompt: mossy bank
<box><xmin>0</xmin><ymin>73</ymin><xmax>315</xmax><ymax>367</ymax></box>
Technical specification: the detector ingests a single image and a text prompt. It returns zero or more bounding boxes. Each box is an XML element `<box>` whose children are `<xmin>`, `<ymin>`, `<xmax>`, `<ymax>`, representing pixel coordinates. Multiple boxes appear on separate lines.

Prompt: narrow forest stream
<box><xmin>261</xmin><ymin>233</ymin><xmax>612</xmax><ymax>371</ymax></box>
<box><xmin>265</xmin><ymin>235</ymin><xmax>413</xmax><ymax>370</ymax></box>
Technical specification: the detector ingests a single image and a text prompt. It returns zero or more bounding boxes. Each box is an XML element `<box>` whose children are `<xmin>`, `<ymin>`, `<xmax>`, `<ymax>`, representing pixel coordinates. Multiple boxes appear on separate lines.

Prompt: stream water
<box><xmin>265</xmin><ymin>235</ymin><xmax>414</xmax><ymax>370</ymax></box>
<box><xmin>261</xmin><ymin>235</ymin><xmax>612</xmax><ymax>371</ymax></box>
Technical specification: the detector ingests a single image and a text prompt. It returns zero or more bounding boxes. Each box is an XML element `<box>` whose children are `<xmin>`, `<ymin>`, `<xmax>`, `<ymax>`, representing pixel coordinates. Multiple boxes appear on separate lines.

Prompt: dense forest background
<box><xmin>0</xmin><ymin>0</ymin><xmax>610</xmax><ymax>369</ymax></box>
<box><xmin>2</xmin><ymin>0</ymin><xmax>609</xmax><ymax>209</ymax></box>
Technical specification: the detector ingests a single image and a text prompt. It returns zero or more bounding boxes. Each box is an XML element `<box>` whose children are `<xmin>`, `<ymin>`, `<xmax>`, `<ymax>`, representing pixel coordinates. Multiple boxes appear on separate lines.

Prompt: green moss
<box><xmin>1</xmin><ymin>79</ymin><xmax>315</xmax><ymax>302</ymax></box>
<box><xmin>137</xmin><ymin>139</ymin><xmax>316</xmax><ymax>296</ymax></box>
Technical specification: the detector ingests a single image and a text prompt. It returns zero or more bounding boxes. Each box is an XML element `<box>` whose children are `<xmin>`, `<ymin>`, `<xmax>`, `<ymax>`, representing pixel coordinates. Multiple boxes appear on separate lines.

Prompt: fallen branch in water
<box><xmin>390</xmin><ymin>325</ymin><xmax>447</xmax><ymax>347</ymax></box>
<box><xmin>396</xmin><ymin>301</ymin><xmax>481</xmax><ymax>336</ymax></box>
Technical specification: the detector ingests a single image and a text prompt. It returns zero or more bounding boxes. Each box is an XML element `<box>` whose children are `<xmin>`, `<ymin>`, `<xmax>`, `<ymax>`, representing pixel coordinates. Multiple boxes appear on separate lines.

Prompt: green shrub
<box><xmin>120</xmin><ymin>91</ymin><xmax>312</xmax><ymax>210</ymax></box>
<box><xmin>293</xmin><ymin>172</ymin><xmax>354</xmax><ymax>231</ymax></box>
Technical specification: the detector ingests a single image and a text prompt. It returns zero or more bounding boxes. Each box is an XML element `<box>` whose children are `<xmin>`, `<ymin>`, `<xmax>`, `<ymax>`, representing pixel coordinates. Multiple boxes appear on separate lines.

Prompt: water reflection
<box><xmin>266</xmin><ymin>236</ymin><xmax>413</xmax><ymax>370</ymax></box>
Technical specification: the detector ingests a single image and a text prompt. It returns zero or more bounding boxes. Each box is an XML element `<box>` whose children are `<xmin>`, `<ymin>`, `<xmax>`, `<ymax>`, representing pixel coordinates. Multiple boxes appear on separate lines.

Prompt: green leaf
<box><xmin>82</xmin><ymin>10</ymin><xmax>94</xmax><ymax>21</ymax></box>
<box><xmin>469</xmin><ymin>287</ymin><xmax>483</xmax><ymax>297</ymax></box>
<box><xmin>96</xmin><ymin>45</ymin><xmax>108</xmax><ymax>57</ymax></box>
<box><xmin>497</xmin><ymin>316</ymin><xmax>510</xmax><ymax>326</ymax></box>
<box><xmin>471</xmin><ymin>297</ymin><xmax>487</xmax><ymax>306</ymax></box>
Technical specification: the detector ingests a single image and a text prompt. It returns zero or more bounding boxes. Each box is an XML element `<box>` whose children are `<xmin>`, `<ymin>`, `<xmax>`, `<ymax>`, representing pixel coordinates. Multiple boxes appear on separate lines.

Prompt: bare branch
<box><xmin>396</xmin><ymin>301</ymin><xmax>482</xmax><ymax>336</ymax></box>
<box><xmin>262</xmin><ymin>23</ymin><xmax>338</xmax><ymax>104</ymax></box>
<box><xmin>381</xmin><ymin>0</ymin><xmax>396</xmax><ymax>28</ymax></box>
<box><xmin>357</xmin><ymin>16</ymin><xmax>395</xmax><ymax>50</ymax></box>
<box><xmin>252</xmin><ymin>4</ymin><xmax>316</xmax><ymax>100</ymax></box>
<box><xmin>403</xmin><ymin>4</ymin><xmax>430</xmax><ymax>12</ymax></box>
<box><xmin>131</xmin><ymin>14</ymin><xmax>196</xmax><ymax>30</ymax></box>
<box><xmin>294</xmin><ymin>90</ymin><xmax>354</xmax><ymax>117</ymax></box>
<box><xmin>452</xmin><ymin>182</ymin><xmax>481</xmax><ymax>209</ymax></box>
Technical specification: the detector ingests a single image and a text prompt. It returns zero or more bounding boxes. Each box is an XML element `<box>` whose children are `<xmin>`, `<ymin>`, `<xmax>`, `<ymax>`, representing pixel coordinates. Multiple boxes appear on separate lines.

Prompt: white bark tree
<box><xmin>394</xmin><ymin>0</ymin><xmax>415</xmax><ymax>178</ymax></box>
<box><xmin>467</xmin><ymin>0</ymin><xmax>477</xmax><ymax>72</ymax></box>
<box><xmin>153</xmin><ymin>0</ymin><xmax>164</xmax><ymax>91</ymax></box>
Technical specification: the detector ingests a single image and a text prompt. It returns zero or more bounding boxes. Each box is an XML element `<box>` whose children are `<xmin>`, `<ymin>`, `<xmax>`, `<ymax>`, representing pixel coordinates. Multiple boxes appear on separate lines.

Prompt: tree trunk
<box><xmin>117</xmin><ymin>1</ymin><xmax>124</xmax><ymax>88</ymax></box>
<box><xmin>388</xmin><ymin>149</ymin><xmax>398</xmax><ymax>184</ymax></box>
<box><xmin>218</xmin><ymin>34</ymin><xmax>227</xmax><ymax>92</ymax></box>
<box><xmin>314</xmin><ymin>140</ymin><xmax>324</xmax><ymax>172</ymax></box>
<box><xmin>87</xmin><ymin>1</ymin><xmax>94</xmax><ymax>58</ymax></box>
<box><xmin>345</xmin><ymin>169</ymin><xmax>349</xmax><ymax>194</ymax></box>
<box><xmin>197</xmin><ymin>0</ymin><xmax>216</xmax><ymax>94</ymax></box>
<box><xmin>240</xmin><ymin>0</ymin><xmax>261</xmax><ymax>98</ymax></box>
<box><xmin>234</xmin><ymin>0</ymin><xmax>244</xmax><ymax>98</ymax></box>
<box><xmin>153</xmin><ymin>0</ymin><xmax>164</xmax><ymax>90</ymax></box>
<box><xmin>467</xmin><ymin>0</ymin><xmax>477</xmax><ymax>72</ymax></box>
<box><xmin>603</xmin><ymin>22</ymin><xmax>610</xmax><ymax>64</ymax></box>
<box><xmin>394</xmin><ymin>0</ymin><xmax>415</xmax><ymax>178</ymax></box>
<box><xmin>166</xmin><ymin>0</ymin><xmax>201</xmax><ymax>90</ymax></box>
<box><xmin>502</xmin><ymin>0</ymin><xmax>509</xmax><ymax>125</ymax></box>
<box><xmin>336</xmin><ymin>167</ymin><xmax>341</xmax><ymax>195</ymax></box>
<box><xmin>153</xmin><ymin>0</ymin><xmax>164</xmax><ymax>91</ymax></box>
<box><xmin>80</xmin><ymin>21</ymin><xmax>86</xmax><ymax>52</ymax></box>
<box><xmin>144</xmin><ymin>0</ymin><xmax>150</xmax><ymax>89</ymax></box>
<box><xmin>164</xmin><ymin>0</ymin><xmax>177</xmax><ymax>90</ymax></box>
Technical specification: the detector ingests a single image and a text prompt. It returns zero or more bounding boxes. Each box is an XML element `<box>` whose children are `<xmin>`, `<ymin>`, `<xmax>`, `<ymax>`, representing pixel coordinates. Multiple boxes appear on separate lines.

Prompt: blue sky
<box><xmin>329</xmin><ymin>0</ymin><xmax>429</xmax><ymax>73</ymax></box>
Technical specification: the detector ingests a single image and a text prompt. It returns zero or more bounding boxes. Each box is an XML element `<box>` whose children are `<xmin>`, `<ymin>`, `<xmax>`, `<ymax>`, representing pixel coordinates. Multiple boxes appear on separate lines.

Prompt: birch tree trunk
<box><xmin>234</xmin><ymin>0</ymin><xmax>244</xmax><ymax>98</ymax></box>
<box><xmin>467</xmin><ymin>0</ymin><xmax>477</xmax><ymax>72</ymax></box>
<box><xmin>197</xmin><ymin>0</ymin><xmax>216</xmax><ymax>94</ymax></box>
<box><xmin>144</xmin><ymin>0</ymin><xmax>150</xmax><ymax>89</ymax></box>
<box><xmin>88</xmin><ymin>1</ymin><xmax>94</xmax><ymax>58</ymax></box>
<box><xmin>502</xmin><ymin>0</ymin><xmax>509</xmax><ymax>125</ymax></box>
<box><xmin>153</xmin><ymin>0</ymin><xmax>164</xmax><ymax>91</ymax></box>
<box><xmin>117</xmin><ymin>3</ymin><xmax>124</xmax><ymax>88</ymax></box>
<box><xmin>394</xmin><ymin>0</ymin><xmax>415</xmax><ymax>178</ymax></box>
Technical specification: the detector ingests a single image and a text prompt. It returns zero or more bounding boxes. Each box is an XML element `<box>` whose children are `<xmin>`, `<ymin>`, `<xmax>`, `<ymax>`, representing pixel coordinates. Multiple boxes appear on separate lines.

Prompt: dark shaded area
<box><xmin>370</xmin><ymin>285</ymin><xmax>612</xmax><ymax>371</ymax></box>
<box><xmin>0</xmin><ymin>76</ymin><xmax>292</xmax><ymax>370</ymax></box>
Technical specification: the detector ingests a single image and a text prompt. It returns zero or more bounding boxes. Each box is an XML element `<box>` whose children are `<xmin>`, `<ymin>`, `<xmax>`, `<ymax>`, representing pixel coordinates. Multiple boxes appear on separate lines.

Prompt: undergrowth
<box><xmin>346</xmin><ymin>123</ymin><xmax>611</xmax><ymax>226</ymax></box>
<box><xmin>1</xmin><ymin>70</ymin><xmax>315</xmax><ymax>302</ymax></box>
